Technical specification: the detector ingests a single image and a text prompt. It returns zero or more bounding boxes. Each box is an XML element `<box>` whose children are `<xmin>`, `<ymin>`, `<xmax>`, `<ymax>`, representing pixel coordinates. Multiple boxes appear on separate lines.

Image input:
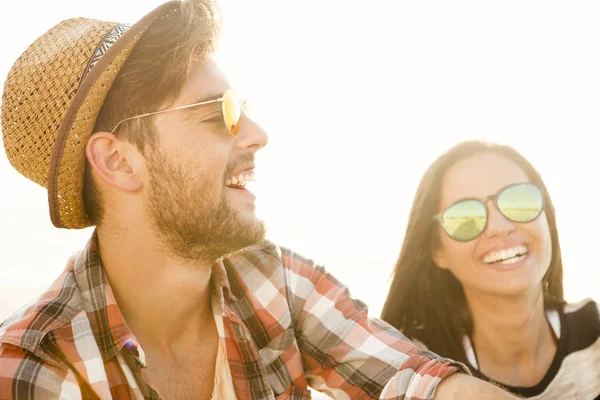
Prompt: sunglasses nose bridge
<box><xmin>484</xmin><ymin>201</ymin><xmax>517</xmax><ymax>238</ymax></box>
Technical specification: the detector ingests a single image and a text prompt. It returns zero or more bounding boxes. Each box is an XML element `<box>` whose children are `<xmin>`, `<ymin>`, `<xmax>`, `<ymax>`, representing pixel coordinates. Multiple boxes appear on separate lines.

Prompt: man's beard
<box><xmin>145</xmin><ymin>150</ymin><xmax>266</xmax><ymax>264</ymax></box>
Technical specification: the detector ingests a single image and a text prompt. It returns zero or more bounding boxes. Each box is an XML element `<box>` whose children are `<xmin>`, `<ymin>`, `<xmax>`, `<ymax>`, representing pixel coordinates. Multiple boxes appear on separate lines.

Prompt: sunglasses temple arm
<box><xmin>110</xmin><ymin>98</ymin><xmax>224</xmax><ymax>134</ymax></box>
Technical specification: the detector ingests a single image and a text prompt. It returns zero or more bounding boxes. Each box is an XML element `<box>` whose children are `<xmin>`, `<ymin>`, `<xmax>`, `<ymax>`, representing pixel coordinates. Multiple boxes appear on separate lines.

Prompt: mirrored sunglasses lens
<box><xmin>498</xmin><ymin>183</ymin><xmax>543</xmax><ymax>223</ymax></box>
<box><xmin>441</xmin><ymin>200</ymin><xmax>487</xmax><ymax>241</ymax></box>
<box><xmin>222</xmin><ymin>90</ymin><xmax>241</xmax><ymax>136</ymax></box>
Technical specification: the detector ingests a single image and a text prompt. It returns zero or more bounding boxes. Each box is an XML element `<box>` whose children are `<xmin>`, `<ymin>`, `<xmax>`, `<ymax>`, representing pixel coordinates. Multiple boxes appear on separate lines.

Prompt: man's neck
<box><xmin>466</xmin><ymin>287</ymin><xmax>557</xmax><ymax>387</ymax></box>
<box><xmin>96</xmin><ymin>225</ymin><xmax>216</xmax><ymax>352</ymax></box>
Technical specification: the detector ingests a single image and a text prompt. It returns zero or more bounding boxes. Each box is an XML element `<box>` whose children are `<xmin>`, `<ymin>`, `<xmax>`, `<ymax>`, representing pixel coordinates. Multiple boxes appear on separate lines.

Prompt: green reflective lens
<box><xmin>441</xmin><ymin>200</ymin><xmax>487</xmax><ymax>241</ymax></box>
<box><xmin>498</xmin><ymin>183</ymin><xmax>543</xmax><ymax>223</ymax></box>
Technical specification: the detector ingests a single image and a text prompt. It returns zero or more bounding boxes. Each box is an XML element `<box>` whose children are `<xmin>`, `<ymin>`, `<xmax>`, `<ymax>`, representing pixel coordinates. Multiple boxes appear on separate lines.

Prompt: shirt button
<box><xmin>136</xmin><ymin>346</ymin><xmax>147</xmax><ymax>367</ymax></box>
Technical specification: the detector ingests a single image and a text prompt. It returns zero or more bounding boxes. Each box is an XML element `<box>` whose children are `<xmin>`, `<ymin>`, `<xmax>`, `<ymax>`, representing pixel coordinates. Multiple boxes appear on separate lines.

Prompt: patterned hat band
<box><xmin>81</xmin><ymin>23</ymin><xmax>132</xmax><ymax>83</ymax></box>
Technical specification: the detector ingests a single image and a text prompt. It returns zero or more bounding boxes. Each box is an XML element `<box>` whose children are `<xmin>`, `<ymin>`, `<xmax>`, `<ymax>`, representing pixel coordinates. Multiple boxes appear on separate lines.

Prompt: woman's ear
<box><xmin>85</xmin><ymin>131</ymin><xmax>143</xmax><ymax>193</ymax></box>
<box><xmin>432</xmin><ymin>246</ymin><xmax>450</xmax><ymax>270</ymax></box>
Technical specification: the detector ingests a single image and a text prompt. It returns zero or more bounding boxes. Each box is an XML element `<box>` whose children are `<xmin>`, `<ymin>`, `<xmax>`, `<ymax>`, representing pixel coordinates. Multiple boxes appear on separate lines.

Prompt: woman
<box><xmin>381</xmin><ymin>141</ymin><xmax>600</xmax><ymax>399</ymax></box>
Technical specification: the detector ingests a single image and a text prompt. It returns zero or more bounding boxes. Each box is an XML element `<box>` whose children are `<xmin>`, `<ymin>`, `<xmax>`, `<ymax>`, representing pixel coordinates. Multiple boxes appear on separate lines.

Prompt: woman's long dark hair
<box><xmin>380</xmin><ymin>141</ymin><xmax>565</xmax><ymax>365</ymax></box>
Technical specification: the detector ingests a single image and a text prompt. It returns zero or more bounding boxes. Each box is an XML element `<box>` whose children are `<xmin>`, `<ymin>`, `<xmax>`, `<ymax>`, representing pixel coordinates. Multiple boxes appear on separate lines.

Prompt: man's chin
<box><xmin>169</xmin><ymin>221</ymin><xmax>266</xmax><ymax>264</ymax></box>
<box><xmin>238</xmin><ymin>217</ymin><xmax>267</xmax><ymax>247</ymax></box>
<box><xmin>217</xmin><ymin>221</ymin><xmax>266</xmax><ymax>259</ymax></box>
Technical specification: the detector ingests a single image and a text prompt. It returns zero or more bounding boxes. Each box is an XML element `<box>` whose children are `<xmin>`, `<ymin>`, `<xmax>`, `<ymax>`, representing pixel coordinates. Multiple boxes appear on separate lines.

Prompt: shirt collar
<box><xmin>79</xmin><ymin>232</ymin><xmax>239</xmax><ymax>361</ymax></box>
<box><xmin>212</xmin><ymin>258</ymin><xmax>238</xmax><ymax>307</ymax></box>
<box><xmin>0</xmin><ymin>230</ymin><xmax>239</xmax><ymax>363</ymax></box>
<box><xmin>73</xmin><ymin>230</ymin><xmax>135</xmax><ymax>361</ymax></box>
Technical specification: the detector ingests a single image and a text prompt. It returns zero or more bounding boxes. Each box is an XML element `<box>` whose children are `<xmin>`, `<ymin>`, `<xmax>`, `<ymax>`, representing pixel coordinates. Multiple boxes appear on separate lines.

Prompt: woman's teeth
<box><xmin>498</xmin><ymin>254</ymin><xmax>527</xmax><ymax>265</ymax></box>
<box><xmin>482</xmin><ymin>245</ymin><xmax>528</xmax><ymax>264</ymax></box>
<box><xmin>226</xmin><ymin>173</ymin><xmax>255</xmax><ymax>187</ymax></box>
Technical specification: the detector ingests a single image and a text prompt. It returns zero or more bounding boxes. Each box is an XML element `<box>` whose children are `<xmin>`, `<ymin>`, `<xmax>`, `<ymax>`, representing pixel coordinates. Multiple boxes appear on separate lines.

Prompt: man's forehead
<box><xmin>179</xmin><ymin>61</ymin><xmax>231</xmax><ymax>103</ymax></box>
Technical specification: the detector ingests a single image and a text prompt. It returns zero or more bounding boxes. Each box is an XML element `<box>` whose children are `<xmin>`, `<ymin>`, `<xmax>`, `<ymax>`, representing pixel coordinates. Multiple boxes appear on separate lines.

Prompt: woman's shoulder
<box><xmin>563</xmin><ymin>297</ymin><xmax>597</xmax><ymax>311</ymax></box>
<box><xmin>562</xmin><ymin>297</ymin><xmax>599</xmax><ymax>324</ymax></box>
<box><xmin>546</xmin><ymin>298</ymin><xmax>600</xmax><ymax>399</ymax></box>
<box><xmin>559</xmin><ymin>297</ymin><xmax>600</xmax><ymax>349</ymax></box>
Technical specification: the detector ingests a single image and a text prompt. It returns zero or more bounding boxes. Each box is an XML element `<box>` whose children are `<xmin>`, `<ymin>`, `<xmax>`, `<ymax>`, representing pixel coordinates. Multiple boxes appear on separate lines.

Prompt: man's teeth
<box><xmin>226</xmin><ymin>173</ymin><xmax>256</xmax><ymax>187</ymax></box>
<box><xmin>482</xmin><ymin>245</ymin><xmax>528</xmax><ymax>264</ymax></box>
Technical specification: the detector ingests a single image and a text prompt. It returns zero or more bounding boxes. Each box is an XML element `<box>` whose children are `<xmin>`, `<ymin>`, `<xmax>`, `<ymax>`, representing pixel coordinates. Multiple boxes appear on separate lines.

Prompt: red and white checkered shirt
<box><xmin>0</xmin><ymin>233</ymin><xmax>466</xmax><ymax>399</ymax></box>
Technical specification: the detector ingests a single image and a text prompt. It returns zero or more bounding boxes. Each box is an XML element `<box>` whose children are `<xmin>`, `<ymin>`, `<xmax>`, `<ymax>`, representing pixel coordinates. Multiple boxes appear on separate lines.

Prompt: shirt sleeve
<box><xmin>0</xmin><ymin>345</ymin><xmax>82</xmax><ymax>400</ymax></box>
<box><xmin>280</xmin><ymin>248</ymin><xmax>470</xmax><ymax>400</ymax></box>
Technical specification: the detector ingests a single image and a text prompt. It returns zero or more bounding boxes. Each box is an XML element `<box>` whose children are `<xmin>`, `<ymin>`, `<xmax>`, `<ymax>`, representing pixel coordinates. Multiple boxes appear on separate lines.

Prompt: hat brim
<box><xmin>47</xmin><ymin>1</ymin><xmax>180</xmax><ymax>229</ymax></box>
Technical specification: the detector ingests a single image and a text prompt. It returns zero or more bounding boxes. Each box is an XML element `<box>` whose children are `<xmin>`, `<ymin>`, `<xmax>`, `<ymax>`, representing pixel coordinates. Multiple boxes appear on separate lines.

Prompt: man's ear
<box><xmin>85</xmin><ymin>132</ymin><xmax>143</xmax><ymax>193</ymax></box>
<box><xmin>431</xmin><ymin>246</ymin><xmax>450</xmax><ymax>270</ymax></box>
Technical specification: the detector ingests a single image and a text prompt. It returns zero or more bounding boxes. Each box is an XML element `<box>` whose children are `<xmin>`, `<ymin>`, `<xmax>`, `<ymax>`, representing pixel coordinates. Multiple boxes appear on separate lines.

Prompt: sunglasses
<box><xmin>434</xmin><ymin>183</ymin><xmax>544</xmax><ymax>242</ymax></box>
<box><xmin>110</xmin><ymin>89</ymin><xmax>248</xmax><ymax>136</ymax></box>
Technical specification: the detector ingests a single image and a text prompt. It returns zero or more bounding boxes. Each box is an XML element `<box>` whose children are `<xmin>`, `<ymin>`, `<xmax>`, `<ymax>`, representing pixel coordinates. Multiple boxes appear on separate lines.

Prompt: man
<box><xmin>0</xmin><ymin>1</ymin><xmax>517</xmax><ymax>398</ymax></box>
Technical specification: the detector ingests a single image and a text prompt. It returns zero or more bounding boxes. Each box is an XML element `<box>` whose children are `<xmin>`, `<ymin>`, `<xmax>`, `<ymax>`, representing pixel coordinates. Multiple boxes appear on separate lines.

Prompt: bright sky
<box><xmin>1</xmin><ymin>0</ymin><xmax>598</xmax><ymax>355</ymax></box>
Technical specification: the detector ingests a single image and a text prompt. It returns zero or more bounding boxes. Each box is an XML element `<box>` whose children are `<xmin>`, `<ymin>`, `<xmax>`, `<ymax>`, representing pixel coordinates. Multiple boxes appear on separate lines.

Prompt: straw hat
<box><xmin>1</xmin><ymin>1</ymin><xmax>179</xmax><ymax>229</ymax></box>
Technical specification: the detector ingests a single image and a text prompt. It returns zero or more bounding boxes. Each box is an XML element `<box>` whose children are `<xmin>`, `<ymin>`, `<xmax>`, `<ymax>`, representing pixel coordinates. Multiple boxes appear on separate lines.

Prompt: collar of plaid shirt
<box><xmin>0</xmin><ymin>232</ymin><xmax>466</xmax><ymax>399</ymax></box>
<box><xmin>0</xmin><ymin>232</ymin><xmax>233</xmax><ymax>361</ymax></box>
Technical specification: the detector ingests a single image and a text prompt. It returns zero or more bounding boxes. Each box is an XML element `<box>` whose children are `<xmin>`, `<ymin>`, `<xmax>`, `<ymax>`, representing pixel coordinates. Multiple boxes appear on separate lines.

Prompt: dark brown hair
<box><xmin>380</xmin><ymin>140</ymin><xmax>565</xmax><ymax>364</ymax></box>
<box><xmin>83</xmin><ymin>0</ymin><xmax>220</xmax><ymax>225</ymax></box>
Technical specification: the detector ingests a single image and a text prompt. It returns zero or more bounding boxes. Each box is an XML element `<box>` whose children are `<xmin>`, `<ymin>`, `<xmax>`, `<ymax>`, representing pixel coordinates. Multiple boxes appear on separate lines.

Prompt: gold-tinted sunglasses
<box><xmin>110</xmin><ymin>89</ymin><xmax>248</xmax><ymax>136</ymax></box>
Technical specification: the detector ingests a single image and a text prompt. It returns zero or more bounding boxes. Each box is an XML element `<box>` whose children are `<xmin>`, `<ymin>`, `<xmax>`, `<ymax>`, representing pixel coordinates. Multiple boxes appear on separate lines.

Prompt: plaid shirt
<box><xmin>0</xmin><ymin>234</ymin><xmax>466</xmax><ymax>399</ymax></box>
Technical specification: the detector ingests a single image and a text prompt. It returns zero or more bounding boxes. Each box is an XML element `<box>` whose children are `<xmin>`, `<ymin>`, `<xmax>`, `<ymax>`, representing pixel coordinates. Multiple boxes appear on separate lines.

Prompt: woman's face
<box><xmin>433</xmin><ymin>152</ymin><xmax>553</xmax><ymax>298</ymax></box>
